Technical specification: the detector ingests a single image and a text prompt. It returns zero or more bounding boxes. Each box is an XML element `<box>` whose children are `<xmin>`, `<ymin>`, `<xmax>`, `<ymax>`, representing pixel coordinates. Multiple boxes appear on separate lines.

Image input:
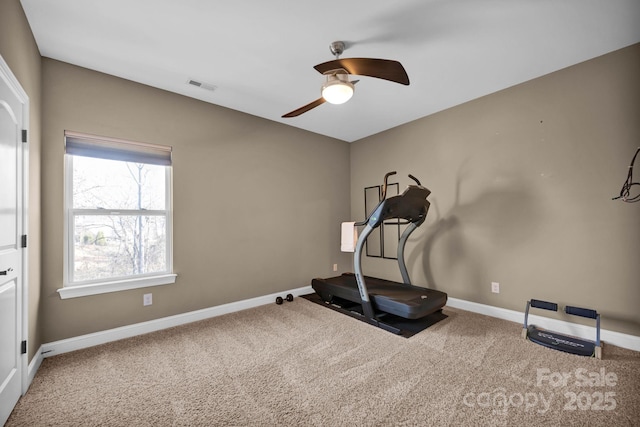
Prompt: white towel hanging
<box><xmin>341</xmin><ymin>222</ymin><xmax>358</xmax><ymax>252</ymax></box>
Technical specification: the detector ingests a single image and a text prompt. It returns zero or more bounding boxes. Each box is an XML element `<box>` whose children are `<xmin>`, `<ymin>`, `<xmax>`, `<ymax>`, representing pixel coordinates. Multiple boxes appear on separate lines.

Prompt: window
<box><xmin>58</xmin><ymin>131</ymin><xmax>176</xmax><ymax>299</ymax></box>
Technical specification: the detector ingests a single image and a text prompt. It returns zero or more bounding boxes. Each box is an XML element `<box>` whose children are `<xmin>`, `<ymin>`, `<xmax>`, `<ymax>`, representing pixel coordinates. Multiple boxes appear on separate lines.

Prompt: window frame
<box><xmin>58</xmin><ymin>132</ymin><xmax>176</xmax><ymax>299</ymax></box>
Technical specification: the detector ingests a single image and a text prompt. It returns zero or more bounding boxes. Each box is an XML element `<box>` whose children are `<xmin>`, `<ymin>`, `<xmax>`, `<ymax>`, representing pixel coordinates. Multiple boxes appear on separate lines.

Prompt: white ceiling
<box><xmin>20</xmin><ymin>0</ymin><xmax>640</xmax><ymax>142</ymax></box>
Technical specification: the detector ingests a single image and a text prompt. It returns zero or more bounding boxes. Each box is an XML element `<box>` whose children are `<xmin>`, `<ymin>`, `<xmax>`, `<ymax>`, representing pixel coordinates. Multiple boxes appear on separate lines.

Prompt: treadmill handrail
<box><xmin>381</xmin><ymin>171</ymin><xmax>397</xmax><ymax>201</ymax></box>
<box><xmin>356</xmin><ymin>171</ymin><xmax>398</xmax><ymax>228</ymax></box>
<box><xmin>354</xmin><ymin>223</ymin><xmax>377</xmax><ymax>320</ymax></box>
<box><xmin>398</xmin><ymin>222</ymin><xmax>418</xmax><ymax>285</ymax></box>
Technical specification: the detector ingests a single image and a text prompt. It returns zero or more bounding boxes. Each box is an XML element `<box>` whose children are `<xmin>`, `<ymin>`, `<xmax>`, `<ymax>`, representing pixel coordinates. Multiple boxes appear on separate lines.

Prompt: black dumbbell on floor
<box><xmin>275</xmin><ymin>294</ymin><xmax>294</xmax><ymax>305</ymax></box>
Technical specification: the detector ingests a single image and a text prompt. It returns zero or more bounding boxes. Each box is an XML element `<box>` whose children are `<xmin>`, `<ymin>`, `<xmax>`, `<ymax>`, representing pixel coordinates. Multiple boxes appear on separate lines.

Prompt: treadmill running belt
<box><xmin>312</xmin><ymin>273</ymin><xmax>447</xmax><ymax>320</ymax></box>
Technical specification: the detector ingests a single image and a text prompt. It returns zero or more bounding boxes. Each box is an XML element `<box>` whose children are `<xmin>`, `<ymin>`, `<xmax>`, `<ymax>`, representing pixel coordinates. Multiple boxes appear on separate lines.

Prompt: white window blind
<box><xmin>65</xmin><ymin>131</ymin><xmax>172</xmax><ymax>166</ymax></box>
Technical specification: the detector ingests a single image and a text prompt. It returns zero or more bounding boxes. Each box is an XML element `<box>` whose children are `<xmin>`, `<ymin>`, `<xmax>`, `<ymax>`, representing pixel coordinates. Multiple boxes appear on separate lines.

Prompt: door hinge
<box><xmin>21</xmin><ymin>340</ymin><xmax>27</xmax><ymax>355</ymax></box>
<box><xmin>22</xmin><ymin>129</ymin><xmax>27</xmax><ymax>143</ymax></box>
<box><xmin>21</xmin><ymin>235</ymin><xmax>27</xmax><ymax>248</ymax></box>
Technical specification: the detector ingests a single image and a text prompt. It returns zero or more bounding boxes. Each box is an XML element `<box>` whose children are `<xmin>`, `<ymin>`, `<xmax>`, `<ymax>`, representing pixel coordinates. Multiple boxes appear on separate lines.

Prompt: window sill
<box><xmin>57</xmin><ymin>274</ymin><xmax>177</xmax><ymax>299</ymax></box>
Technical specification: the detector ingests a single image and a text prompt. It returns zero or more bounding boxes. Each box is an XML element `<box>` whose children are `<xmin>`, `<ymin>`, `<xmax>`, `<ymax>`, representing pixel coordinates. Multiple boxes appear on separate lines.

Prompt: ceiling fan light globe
<box><xmin>321</xmin><ymin>80</ymin><xmax>354</xmax><ymax>104</ymax></box>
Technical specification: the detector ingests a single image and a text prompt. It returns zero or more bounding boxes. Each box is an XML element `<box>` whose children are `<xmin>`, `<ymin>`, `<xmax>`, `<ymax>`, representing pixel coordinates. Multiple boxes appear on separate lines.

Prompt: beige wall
<box><xmin>0</xmin><ymin>0</ymin><xmax>42</xmax><ymax>362</ymax></box>
<box><xmin>351</xmin><ymin>43</ymin><xmax>640</xmax><ymax>336</ymax></box>
<box><xmin>3</xmin><ymin>0</ymin><xmax>639</xmax><ymax>349</ymax></box>
<box><xmin>41</xmin><ymin>59</ymin><xmax>351</xmax><ymax>342</ymax></box>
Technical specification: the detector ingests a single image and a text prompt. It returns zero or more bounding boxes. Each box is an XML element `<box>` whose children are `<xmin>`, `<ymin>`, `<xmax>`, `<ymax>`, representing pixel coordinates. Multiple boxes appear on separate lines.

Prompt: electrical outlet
<box><xmin>333</xmin><ymin>263</ymin><xmax>338</xmax><ymax>272</ymax></box>
<box><xmin>491</xmin><ymin>282</ymin><xmax>500</xmax><ymax>294</ymax></box>
<box><xmin>143</xmin><ymin>293</ymin><xmax>153</xmax><ymax>306</ymax></box>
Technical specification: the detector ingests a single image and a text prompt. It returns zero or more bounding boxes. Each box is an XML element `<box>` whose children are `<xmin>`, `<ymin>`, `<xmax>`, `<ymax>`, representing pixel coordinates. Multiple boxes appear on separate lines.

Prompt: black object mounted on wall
<box><xmin>612</xmin><ymin>147</ymin><xmax>640</xmax><ymax>202</ymax></box>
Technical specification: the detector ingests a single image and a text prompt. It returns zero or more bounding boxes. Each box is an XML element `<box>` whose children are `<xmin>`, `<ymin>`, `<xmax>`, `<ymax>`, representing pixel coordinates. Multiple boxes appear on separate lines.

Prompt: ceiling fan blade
<box><xmin>282</xmin><ymin>97</ymin><xmax>326</xmax><ymax>118</ymax></box>
<box><xmin>314</xmin><ymin>58</ymin><xmax>410</xmax><ymax>85</ymax></box>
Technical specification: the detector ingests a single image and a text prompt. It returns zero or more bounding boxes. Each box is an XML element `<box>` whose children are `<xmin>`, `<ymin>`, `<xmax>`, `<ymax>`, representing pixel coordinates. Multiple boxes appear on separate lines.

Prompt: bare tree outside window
<box><xmin>71</xmin><ymin>156</ymin><xmax>168</xmax><ymax>283</ymax></box>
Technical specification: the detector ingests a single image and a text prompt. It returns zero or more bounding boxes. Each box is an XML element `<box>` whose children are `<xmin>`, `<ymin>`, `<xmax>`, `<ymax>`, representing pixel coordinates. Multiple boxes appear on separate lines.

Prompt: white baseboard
<box><xmin>25</xmin><ymin>345</ymin><xmax>44</xmax><ymax>392</ymax></box>
<box><xmin>37</xmin><ymin>289</ymin><xmax>639</xmax><ymax>361</ymax></box>
<box><xmin>22</xmin><ymin>289</ymin><xmax>640</xmax><ymax>400</ymax></box>
<box><xmin>41</xmin><ymin>286</ymin><xmax>313</xmax><ymax>358</ymax></box>
<box><xmin>446</xmin><ymin>297</ymin><xmax>640</xmax><ymax>352</ymax></box>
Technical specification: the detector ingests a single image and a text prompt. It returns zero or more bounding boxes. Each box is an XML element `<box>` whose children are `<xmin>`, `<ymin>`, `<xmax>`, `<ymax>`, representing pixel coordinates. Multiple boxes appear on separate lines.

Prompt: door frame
<box><xmin>0</xmin><ymin>53</ymin><xmax>30</xmax><ymax>395</ymax></box>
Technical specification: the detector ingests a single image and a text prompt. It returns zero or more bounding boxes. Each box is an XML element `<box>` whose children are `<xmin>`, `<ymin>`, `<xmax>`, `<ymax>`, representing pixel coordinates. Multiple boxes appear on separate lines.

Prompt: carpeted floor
<box><xmin>7</xmin><ymin>298</ymin><xmax>640</xmax><ymax>426</ymax></box>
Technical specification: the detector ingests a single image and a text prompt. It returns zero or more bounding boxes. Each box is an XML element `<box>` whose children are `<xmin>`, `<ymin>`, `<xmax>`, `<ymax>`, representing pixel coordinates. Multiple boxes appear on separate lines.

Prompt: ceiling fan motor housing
<box><xmin>329</xmin><ymin>41</ymin><xmax>346</xmax><ymax>57</ymax></box>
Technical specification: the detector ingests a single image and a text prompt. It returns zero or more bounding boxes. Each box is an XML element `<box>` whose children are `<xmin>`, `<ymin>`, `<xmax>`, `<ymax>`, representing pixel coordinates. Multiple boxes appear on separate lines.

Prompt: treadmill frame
<box><xmin>310</xmin><ymin>172</ymin><xmax>448</xmax><ymax>336</ymax></box>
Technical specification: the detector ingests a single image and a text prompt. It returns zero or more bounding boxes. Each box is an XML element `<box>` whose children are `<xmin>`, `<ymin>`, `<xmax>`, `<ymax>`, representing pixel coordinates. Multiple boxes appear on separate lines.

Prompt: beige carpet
<box><xmin>7</xmin><ymin>298</ymin><xmax>640</xmax><ymax>426</ymax></box>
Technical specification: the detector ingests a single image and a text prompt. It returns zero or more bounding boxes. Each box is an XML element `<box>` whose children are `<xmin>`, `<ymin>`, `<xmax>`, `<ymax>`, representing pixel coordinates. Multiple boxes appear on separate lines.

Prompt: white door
<box><xmin>0</xmin><ymin>56</ymin><xmax>25</xmax><ymax>426</ymax></box>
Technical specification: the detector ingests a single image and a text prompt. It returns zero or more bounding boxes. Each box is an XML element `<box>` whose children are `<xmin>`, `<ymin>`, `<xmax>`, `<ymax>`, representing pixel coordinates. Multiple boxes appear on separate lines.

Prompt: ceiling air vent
<box><xmin>187</xmin><ymin>79</ymin><xmax>217</xmax><ymax>92</ymax></box>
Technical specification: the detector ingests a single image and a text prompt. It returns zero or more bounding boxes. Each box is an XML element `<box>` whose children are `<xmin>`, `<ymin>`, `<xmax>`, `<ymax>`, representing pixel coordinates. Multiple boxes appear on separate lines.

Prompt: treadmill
<box><xmin>310</xmin><ymin>172</ymin><xmax>448</xmax><ymax>336</ymax></box>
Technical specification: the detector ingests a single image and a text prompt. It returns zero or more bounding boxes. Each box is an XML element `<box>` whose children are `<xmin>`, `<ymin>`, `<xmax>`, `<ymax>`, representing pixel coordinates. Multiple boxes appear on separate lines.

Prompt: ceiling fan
<box><xmin>282</xmin><ymin>41</ymin><xmax>410</xmax><ymax>118</ymax></box>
